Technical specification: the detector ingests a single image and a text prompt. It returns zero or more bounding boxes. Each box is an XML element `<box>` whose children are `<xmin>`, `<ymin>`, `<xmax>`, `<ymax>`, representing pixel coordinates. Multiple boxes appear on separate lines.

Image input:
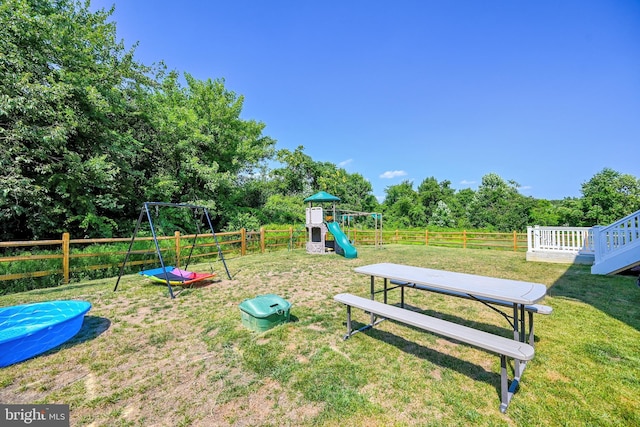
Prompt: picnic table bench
<box><xmin>334</xmin><ymin>293</ymin><xmax>534</xmax><ymax>413</ymax></box>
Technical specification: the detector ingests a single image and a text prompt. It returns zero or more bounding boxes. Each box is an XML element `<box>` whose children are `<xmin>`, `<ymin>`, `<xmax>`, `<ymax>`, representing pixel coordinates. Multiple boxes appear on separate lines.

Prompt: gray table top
<box><xmin>354</xmin><ymin>263</ymin><xmax>547</xmax><ymax>305</ymax></box>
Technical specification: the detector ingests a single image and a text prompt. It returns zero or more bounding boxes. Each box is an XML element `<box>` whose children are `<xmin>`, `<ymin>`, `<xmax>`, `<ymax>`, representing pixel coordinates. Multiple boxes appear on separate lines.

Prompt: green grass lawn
<box><xmin>1</xmin><ymin>245</ymin><xmax>639</xmax><ymax>426</ymax></box>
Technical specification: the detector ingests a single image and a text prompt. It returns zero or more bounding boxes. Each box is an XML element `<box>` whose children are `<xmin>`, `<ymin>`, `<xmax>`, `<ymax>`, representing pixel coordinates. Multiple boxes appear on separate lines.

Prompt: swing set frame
<box><xmin>338</xmin><ymin>209</ymin><xmax>383</xmax><ymax>248</ymax></box>
<box><xmin>114</xmin><ymin>202</ymin><xmax>231</xmax><ymax>298</ymax></box>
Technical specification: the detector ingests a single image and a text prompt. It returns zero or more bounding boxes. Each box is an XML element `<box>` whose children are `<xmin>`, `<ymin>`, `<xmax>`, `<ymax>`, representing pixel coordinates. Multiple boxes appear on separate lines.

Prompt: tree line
<box><xmin>379</xmin><ymin>168</ymin><xmax>640</xmax><ymax>231</ymax></box>
<box><xmin>2</xmin><ymin>1</ymin><xmax>639</xmax><ymax>241</ymax></box>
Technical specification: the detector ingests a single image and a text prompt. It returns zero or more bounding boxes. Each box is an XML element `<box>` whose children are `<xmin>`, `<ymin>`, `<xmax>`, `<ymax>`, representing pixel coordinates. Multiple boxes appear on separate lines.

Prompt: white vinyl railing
<box><xmin>592</xmin><ymin>210</ymin><xmax>640</xmax><ymax>264</ymax></box>
<box><xmin>527</xmin><ymin>226</ymin><xmax>594</xmax><ymax>254</ymax></box>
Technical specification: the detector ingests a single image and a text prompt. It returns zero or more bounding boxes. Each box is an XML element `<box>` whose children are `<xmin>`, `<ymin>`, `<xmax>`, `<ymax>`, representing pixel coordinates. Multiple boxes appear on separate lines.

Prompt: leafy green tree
<box><xmin>318</xmin><ymin>169</ymin><xmax>378</xmax><ymax>213</ymax></box>
<box><xmin>529</xmin><ymin>199</ymin><xmax>561</xmax><ymax>226</ymax></box>
<box><xmin>451</xmin><ymin>188</ymin><xmax>475</xmax><ymax>228</ymax></box>
<box><xmin>580</xmin><ymin>168</ymin><xmax>640</xmax><ymax>225</ymax></box>
<box><xmin>0</xmin><ymin>1</ymin><xmax>277</xmax><ymax>238</ymax></box>
<box><xmin>430</xmin><ymin>200</ymin><xmax>456</xmax><ymax>228</ymax></box>
<box><xmin>223</xmin><ymin>211</ymin><xmax>262</xmax><ymax>232</ymax></box>
<box><xmin>417</xmin><ymin>177</ymin><xmax>455</xmax><ymax>219</ymax></box>
<box><xmin>263</xmin><ymin>194</ymin><xmax>305</xmax><ymax>224</ymax></box>
<box><xmin>468</xmin><ymin>173</ymin><xmax>532</xmax><ymax>231</ymax></box>
<box><xmin>383</xmin><ymin>180</ymin><xmax>415</xmax><ymax>206</ymax></box>
<box><xmin>0</xmin><ymin>0</ymin><xmax>153</xmax><ymax>239</ymax></box>
<box><xmin>271</xmin><ymin>146</ymin><xmax>320</xmax><ymax>197</ymax></box>
<box><xmin>382</xmin><ymin>181</ymin><xmax>426</xmax><ymax>227</ymax></box>
<box><xmin>556</xmin><ymin>197</ymin><xmax>584</xmax><ymax>227</ymax></box>
<box><xmin>144</xmin><ymin>71</ymin><xmax>275</xmax><ymax>230</ymax></box>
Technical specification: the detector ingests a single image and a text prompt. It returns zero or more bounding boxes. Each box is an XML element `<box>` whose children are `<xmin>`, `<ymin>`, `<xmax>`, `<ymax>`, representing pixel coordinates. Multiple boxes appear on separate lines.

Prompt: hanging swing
<box><xmin>115</xmin><ymin>202</ymin><xmax>231</xmax><ymax>298</ymax></box>
<box><xmin>138</xmin><ymin>266</ymin><xmax>217</xmax><ymax>285</ymax></box>
<box><xmin>139</xmin><ymin>209</ymin><xmax>216</xmax><ymax>285</ymax></box>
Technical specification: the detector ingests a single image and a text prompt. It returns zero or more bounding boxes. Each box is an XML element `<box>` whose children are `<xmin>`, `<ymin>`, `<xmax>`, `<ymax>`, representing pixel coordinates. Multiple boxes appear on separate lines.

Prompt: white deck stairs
<box><xmin>591</xmin><ymin>210</ymin><xmax>640</xmax><ymax>275</ymax></box>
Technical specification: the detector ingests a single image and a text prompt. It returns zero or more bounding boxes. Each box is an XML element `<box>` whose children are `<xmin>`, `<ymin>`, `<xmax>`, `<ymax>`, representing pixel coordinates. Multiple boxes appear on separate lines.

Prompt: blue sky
<box><xmin>91</xmin><ymin>0</ymin><xmax>639</xmax><ymax>201</ymax></box>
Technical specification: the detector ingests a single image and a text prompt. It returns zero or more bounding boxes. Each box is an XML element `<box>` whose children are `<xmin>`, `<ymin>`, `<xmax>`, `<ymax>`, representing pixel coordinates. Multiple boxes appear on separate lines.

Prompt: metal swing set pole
<box><xmin>144</xmin><ymin>203</ymin><xmax>176</xmax><ymax>298</ymax></box>
<box><xmin>203</xmin><ymin>207</ymin><xmax>232</xmax><ymax>280</ymax></box>
<box><xmin>114</xmin><ymin>206</ymin><xmax>146</xmax><ymax>293</ymax></box>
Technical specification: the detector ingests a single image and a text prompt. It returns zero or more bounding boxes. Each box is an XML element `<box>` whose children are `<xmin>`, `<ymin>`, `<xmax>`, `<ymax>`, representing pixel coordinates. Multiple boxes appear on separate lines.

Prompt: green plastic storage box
<box><xmin>239</xmin><ymin>294</ymin><xmax>291</xmax><ymax>332</ymax></box>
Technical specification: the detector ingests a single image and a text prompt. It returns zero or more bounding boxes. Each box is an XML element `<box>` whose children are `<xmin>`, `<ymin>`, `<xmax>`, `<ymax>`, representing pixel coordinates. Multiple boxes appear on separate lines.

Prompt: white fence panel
<box><xmin>527</xmin><ymin>226</ymin><xmax>594</xmax><ymax>254</ymax></box>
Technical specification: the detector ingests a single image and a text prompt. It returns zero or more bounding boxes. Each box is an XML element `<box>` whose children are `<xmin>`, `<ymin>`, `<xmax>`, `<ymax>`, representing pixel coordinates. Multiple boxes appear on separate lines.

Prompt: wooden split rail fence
<box><xmin>0</xmin><ymin>228</ymin><xmax>526</xmax><ymax>289</ymax></box>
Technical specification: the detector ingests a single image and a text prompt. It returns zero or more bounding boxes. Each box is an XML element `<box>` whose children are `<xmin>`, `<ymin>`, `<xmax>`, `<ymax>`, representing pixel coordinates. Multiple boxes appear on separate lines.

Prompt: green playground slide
<box><xmin>326</xmin><ymin>221</ymin><xmax>357</xmax><ymax>259</ymax></box>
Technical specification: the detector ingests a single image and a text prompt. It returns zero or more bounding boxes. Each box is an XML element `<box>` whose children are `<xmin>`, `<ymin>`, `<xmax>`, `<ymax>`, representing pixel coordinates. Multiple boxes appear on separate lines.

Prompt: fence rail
<box><xmin>0</xmin><ymin>228</ymin><xmax>527</xmax><ymax>292</ymax></box>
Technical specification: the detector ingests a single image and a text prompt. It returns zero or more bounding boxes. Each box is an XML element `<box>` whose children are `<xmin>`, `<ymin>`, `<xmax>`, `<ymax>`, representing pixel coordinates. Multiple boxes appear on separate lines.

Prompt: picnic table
<box><xmin>335</xmin><ymin>262</ymin><xmax>551</xmax><ymax>412</ymax></box>
<box><xmin>353</xmin><ymin>262</ymin><xmax>549</xmax><ymax>345</ymax></box>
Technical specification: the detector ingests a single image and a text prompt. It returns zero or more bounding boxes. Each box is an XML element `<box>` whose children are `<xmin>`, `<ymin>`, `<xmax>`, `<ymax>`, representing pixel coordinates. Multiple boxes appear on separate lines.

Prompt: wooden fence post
<box><xmin>174</xmin><ymin>231</ymin><xmax>181</xmax><ymax>267</ymax></box>
<box><xmin>62</xmin><ymin>232</ymin><xmax>70</xmax><ymax>284</ymax></box>
<box><xmin>513</xmin><ymin>231</ymin><xmax>517</xmax><ymax>251</ymax></box>
<box><xmin>463</xmin><ymin>230</ymin><xmax>467</xmax><ymax>249</ymax></box>
<box><xmin>425</xmin><ymin>230</ymin><xmax>429</xmax><ymax>246</ymax></box>
<box><xmin>241</xmin><ymin>228</ymin><xmax>246</xmax><ymax>256</ymax></box>
<box><xmin>289</xmin><ymin>226</ymin><xmax>293</xmax><ymax>249</ymax></box>
<box><xmin>395</xmin><ymin>229</ymin><xmax>399</xmax><ymax>243</ymax></box>
<box><xmin>260</xmin><ymin>227</ymin><xmax>266</xmax><ymax>253</ymax></box>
